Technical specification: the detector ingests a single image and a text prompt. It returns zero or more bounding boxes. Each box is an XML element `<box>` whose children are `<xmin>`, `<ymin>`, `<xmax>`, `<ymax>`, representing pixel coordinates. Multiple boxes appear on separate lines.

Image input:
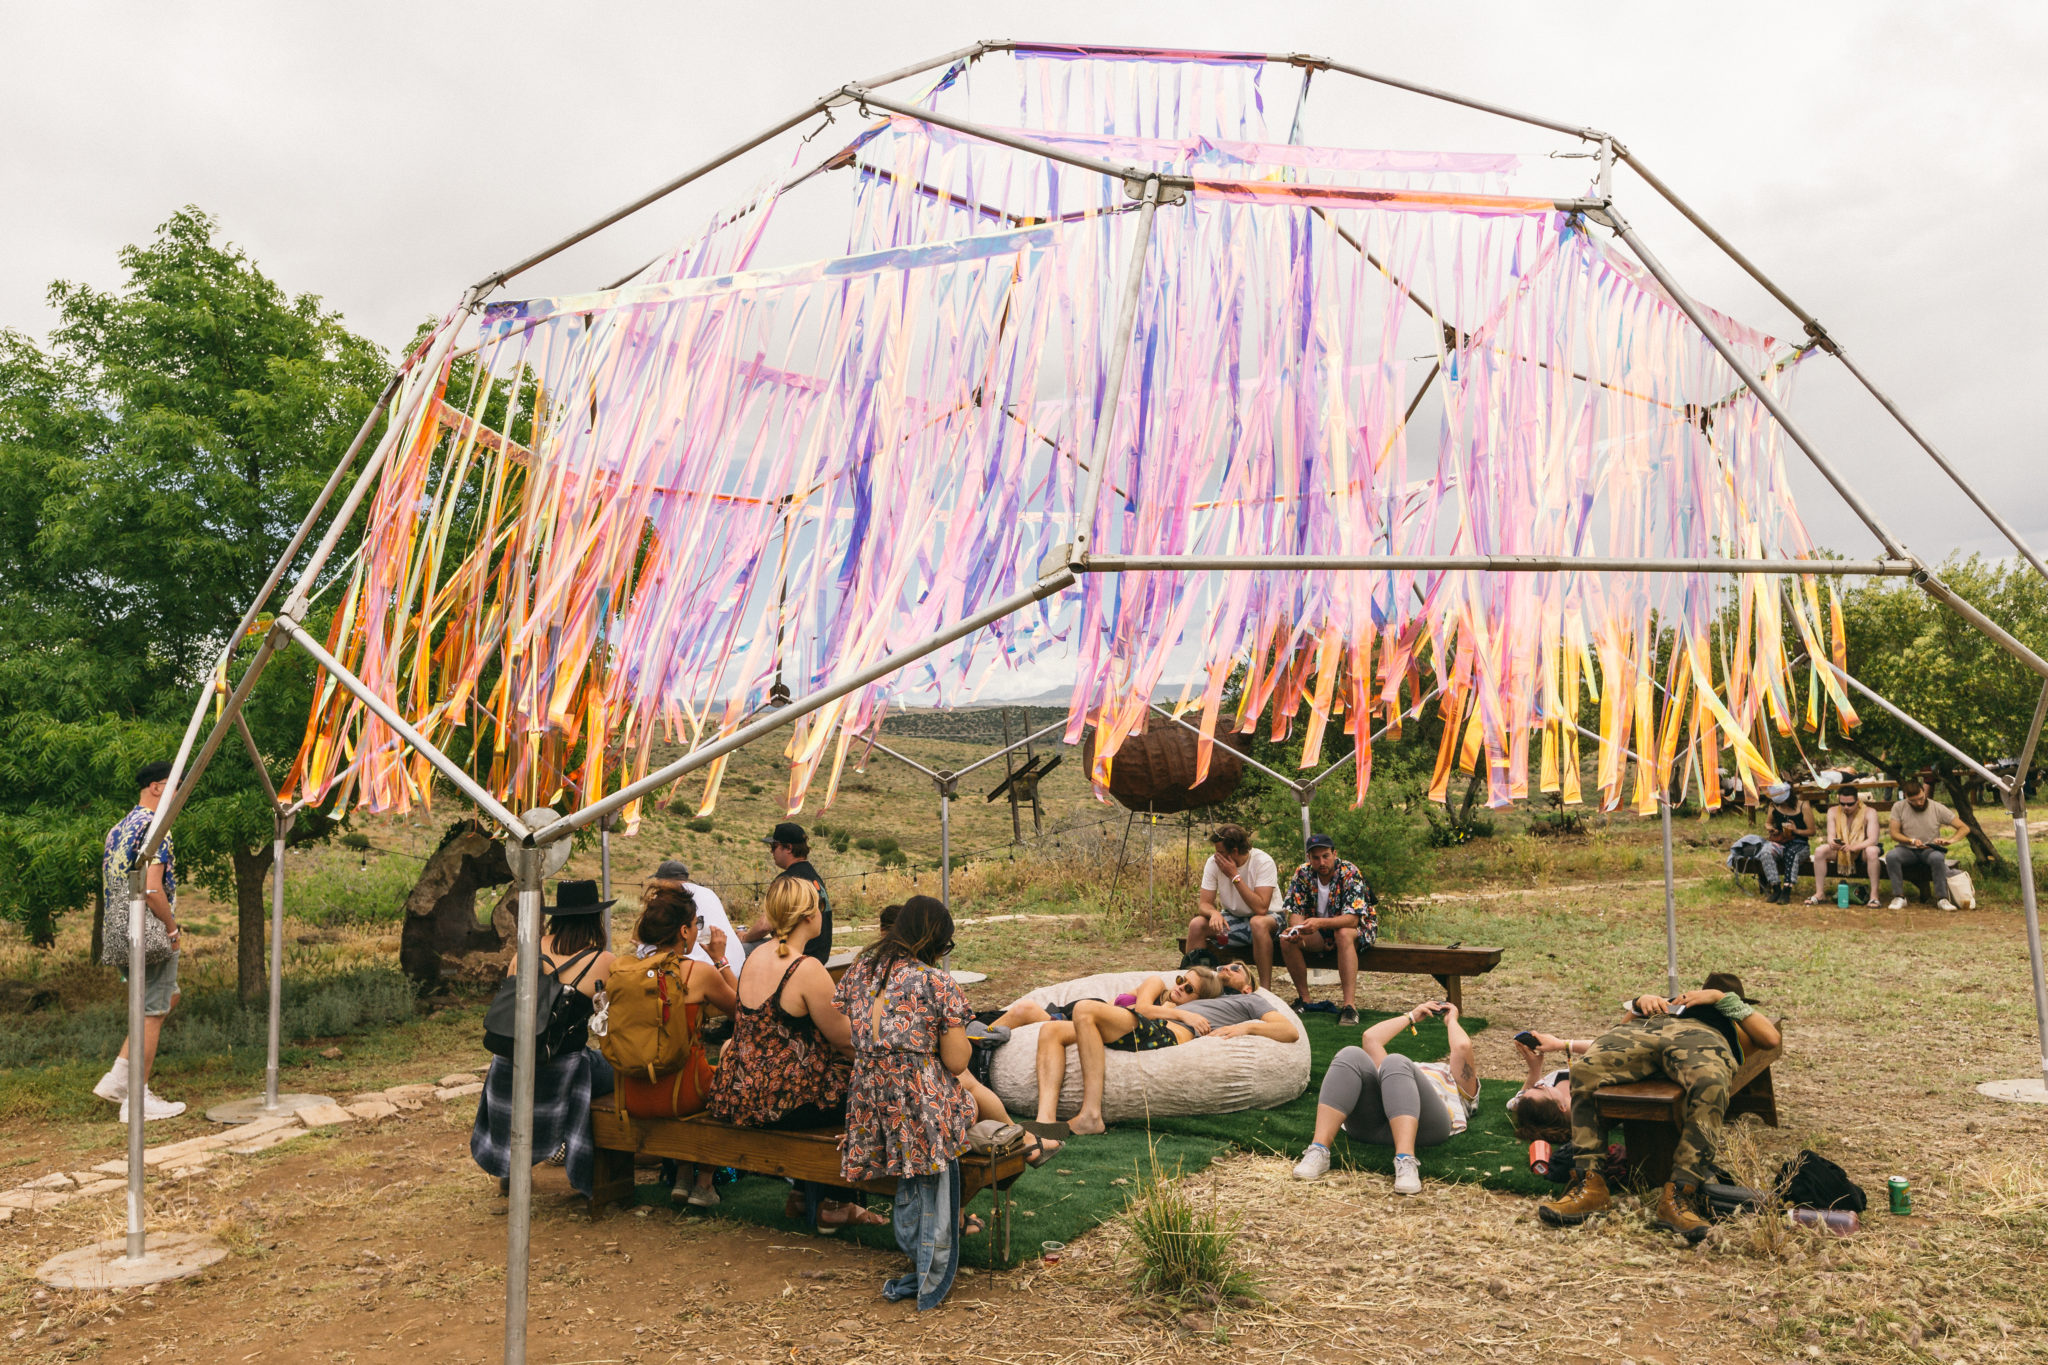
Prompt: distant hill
<box><xmin>880</xmin><ymin>705</ymin><xmax>1072</xmax><ymax>745</ymax></box>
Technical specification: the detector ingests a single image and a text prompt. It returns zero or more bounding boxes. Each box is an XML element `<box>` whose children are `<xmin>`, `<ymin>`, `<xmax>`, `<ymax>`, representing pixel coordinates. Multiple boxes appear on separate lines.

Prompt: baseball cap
<box><xmin>1305</xmin><ymin>833</ymin><xmax>1336</xmax><ymax>851</ymax></box>
<box><xmin>649</xmin><ymin>859</ymin><xmax>691</xmax><ymax>883</ymax></box>
<box><xmin>763</xmin><ymin>821</ymin><xmax>806</xmax><ymax>846</ymax></box>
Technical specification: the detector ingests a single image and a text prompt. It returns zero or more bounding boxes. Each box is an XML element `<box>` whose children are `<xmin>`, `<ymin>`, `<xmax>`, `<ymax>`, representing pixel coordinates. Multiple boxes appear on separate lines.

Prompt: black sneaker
<box><xmin>1337</xmin><ymin>1005</ymin><xmax>1360</xmax><ymax>1027</ymax></box>
<box><xmin>1291</xmin><ymin>997</ymin><xmax>1310</xmax><ymax>1014</ymax></box>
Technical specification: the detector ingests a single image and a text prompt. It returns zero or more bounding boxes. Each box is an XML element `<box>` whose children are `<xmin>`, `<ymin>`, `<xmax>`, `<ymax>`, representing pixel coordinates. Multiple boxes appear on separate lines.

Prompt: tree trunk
<box><xmin>1938</xmin><ymin>768</ymin><xmax>2002</xmax><ymax>868</ymax></box>
<box><xmin>90</xmin><ymin>886</ymin><xmax>106</xmax><ymax>965</ymax></box>
<box><xmin>232</xmin><ymin>841</ymin><xmax>276</xmax><ymax>1005</ymax></box>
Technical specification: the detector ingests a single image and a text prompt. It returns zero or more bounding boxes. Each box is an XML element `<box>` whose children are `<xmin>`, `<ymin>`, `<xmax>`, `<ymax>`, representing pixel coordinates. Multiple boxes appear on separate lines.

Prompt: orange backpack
<box><xmin>600</xmin><ymin>951</ymin><xmax>699</xmax><ymax>1083</ymax></box>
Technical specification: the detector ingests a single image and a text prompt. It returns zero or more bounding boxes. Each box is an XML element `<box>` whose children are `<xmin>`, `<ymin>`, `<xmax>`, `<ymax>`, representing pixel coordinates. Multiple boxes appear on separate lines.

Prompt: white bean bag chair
<box><xmin>988</xmin><ymin>970</ymin><xmax>1310</xmax><ymax>1123</ymax></box>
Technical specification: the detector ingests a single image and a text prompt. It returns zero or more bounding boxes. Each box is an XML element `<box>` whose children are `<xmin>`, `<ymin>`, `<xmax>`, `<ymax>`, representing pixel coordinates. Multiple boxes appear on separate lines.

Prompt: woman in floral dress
<box><xmin>836</xmin><ymin>895</ymin><xmax>977</xmax><ymax>1310</ymax></box>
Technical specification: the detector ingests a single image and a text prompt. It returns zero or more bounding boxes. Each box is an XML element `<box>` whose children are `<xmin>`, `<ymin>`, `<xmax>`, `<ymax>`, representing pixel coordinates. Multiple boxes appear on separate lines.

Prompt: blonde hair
<box><xmin>1176</xmin><ymin>965</ymin><xmax>1223</xmax><ymax>1000</ymax></box>
<box><xmin>763</xmin><ymin>875</ymin><xmax>820</xmax><ymax>957</ymax></box>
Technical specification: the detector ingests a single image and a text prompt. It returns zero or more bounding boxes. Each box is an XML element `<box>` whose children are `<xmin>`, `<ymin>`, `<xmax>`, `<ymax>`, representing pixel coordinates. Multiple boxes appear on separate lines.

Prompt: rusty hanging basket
<box><xmin>1081</xmin><ymin>723</ymin><xmax>1249</xmax><ymax>814</ymax></box>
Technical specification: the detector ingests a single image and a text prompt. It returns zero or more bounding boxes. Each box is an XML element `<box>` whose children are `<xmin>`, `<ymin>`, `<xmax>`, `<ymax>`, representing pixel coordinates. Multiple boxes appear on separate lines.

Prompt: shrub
<box><xmin>812</xmin><ymin>821</ymin><xmax>830</xmax><ymax>835</ymax></box>
<box><xmin>286</xmin><ymin>855</ymin><xmax>417</xmax><ymax>927</ymax></box>
<box><xmin>831</xmin><ymin>832</ymin><xmax>851</xmax><ymax>854</ymax></box>
<box><xmin>854</xmin><ymin>836</ymin><xmax>877</xmax><ymax>851</ymax></box>
<box><xmin>687</xmin><ymin>816</ymin><xmax>715</xmax><ymax>833</ymax></box>
<box><xmin>1123</xmin><ymin>1147</ymin><xmax>1260</xmax><ymax>1311</ymax></box>
<box><xmin>338</xmin><ymin>830</ymin><xmax>371</xmax><ymax>850</ymax></box>
<box><xmin>873</xmin><ymin>836</ymin><xmax>900</xmax><ymax>857</ymax></box>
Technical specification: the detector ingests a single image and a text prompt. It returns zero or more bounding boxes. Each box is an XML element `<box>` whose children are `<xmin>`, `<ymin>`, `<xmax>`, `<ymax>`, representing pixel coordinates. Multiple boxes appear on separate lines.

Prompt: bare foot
<box><xmin>819</xmin><ymin>1201</ymin><xmax>889</xmax><ymax>1228</ymax></box>
<box><xmin>1067</xmin><ymin>1113</ymin><xmax>1107</xmax><ymax>1136</ymax></box>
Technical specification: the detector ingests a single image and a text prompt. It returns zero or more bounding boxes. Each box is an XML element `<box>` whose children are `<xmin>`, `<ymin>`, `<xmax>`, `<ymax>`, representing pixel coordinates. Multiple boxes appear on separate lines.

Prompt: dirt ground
<box><xmin>7</xmin><ymin>804</ymin><xmax>2048</xmax><ymax>1363</ymax></box>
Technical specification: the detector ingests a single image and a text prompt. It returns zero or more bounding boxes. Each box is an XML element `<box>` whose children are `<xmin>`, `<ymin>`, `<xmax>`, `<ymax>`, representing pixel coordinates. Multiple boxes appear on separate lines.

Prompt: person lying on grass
<box><xmin>1292</xmin><ymin>999</ymin><xmax>1478</xmax><ymax>1194</ymax></box>
<box><xmin>1505</xmin><ymin>1030</ymin><xmax>1584</xmax><ymax>1147</ymax></box>
<box><xmin>986</xmin><ymin>959</ymin><xmax>1264</xmax><ymax>1032</ymax></box>
<box><xmin>1536</xmin><ymin>973</ymin><xmax>1780</xmax><ymax>1244</ymax></box>
<box><xmin>1032</xmin><ymin>965</ymin><xmax>1300</xmax><ymax>1137</ymax></box>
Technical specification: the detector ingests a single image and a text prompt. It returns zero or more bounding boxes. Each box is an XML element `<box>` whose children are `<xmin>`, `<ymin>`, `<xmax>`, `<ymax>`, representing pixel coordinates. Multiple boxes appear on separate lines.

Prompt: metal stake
<box><xmin>940</xmin><ymin>784</ymin><xmax>951</xmax><ymax>906</ymax></box>
<box><xmin>123</xmin><ymin>864</ymin><xmax>147</xmax><ymax>1261</ymax></box>
<box><xmin>503</xmin><ymin>843</ymin><xmax>544</xmax><ymax>1365</ymax></box>
<box><xmin>599</xmin><ymin>815</ymin><xmax>613</xmax><ymax>949</ymax></box>
<box><xmin>266</xmin><ymin>808</ymin><xmax>290</xmax><ymax>1111</ymax></box>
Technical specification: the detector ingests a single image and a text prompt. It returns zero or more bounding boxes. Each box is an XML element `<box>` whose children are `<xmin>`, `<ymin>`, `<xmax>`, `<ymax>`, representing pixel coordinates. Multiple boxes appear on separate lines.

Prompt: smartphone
<box><xmin>1513</xmin><ymin>1030</ymin><xmax>1541</xmax><ymax>1050</ymax></box>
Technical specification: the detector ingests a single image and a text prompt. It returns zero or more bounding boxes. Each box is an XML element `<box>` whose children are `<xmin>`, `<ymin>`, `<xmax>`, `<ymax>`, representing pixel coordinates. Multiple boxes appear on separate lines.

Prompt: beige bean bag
<box><xmin>988</xmin><ymin>970</ymin><xmax>1310</xmax><ymax>1123</ymax></box>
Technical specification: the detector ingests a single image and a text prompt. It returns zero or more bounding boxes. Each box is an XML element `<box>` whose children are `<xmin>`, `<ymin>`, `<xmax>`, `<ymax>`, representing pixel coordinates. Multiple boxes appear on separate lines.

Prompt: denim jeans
<box><xmin>882</xmin><ymin>1159</ymin><xmax>962</xmax><ymax>1311</ymax></box>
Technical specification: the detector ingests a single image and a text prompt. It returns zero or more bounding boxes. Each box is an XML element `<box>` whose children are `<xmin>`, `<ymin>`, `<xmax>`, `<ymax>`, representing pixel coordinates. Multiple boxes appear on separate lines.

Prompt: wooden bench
<box><xmin>1591</xmin><ymin>1043</ymin><xmax>1782</xmax><ymax>1189</ymax></box>
<box><xmin>588</xmin><ymin>1104</ymin><xmax>1028</xmax><ymax>1261</ymax></box>
<box><xmin>1217</xmin><ymin>940</ymin><xmax>1503</xmax><ymax>1010</ymax></box>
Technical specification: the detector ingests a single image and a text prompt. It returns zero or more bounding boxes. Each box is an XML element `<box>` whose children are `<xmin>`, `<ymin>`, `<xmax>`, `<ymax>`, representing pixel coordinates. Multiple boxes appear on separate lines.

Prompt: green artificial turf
<box><xmin>641</xmin><ymin>1009</ymin><xmax>1554</xmax><ymax>1267</ymax></box>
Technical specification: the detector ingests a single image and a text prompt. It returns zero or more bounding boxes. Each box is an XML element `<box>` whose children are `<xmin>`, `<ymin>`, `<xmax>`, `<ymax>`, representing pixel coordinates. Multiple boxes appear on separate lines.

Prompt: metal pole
<box><xmin>1148</xmin><ymin>703</ymin><xmax>1349</xmax><ymax>793</ymax></box>
<box><xmin>1606</xmin><ymin>210</ymin><xmax>2048</xmax><ymax>683</ymax></box>
<box><xmin>275</xmin><ymin>618</ymin><xmax>531</xmax><ymax>838</ymax></box>
<box><xmin>476</xmin><ymin>103</ymin><xmax>834</xmax><ymax>291</ymax></box>
<box><xmin>1081</xmin><ymin>554</ymin><xmax>1914</xmax><ymax>576</ymax></box>
<box><xmin>546</xmin><ymin>571</ymin><xmax>1076</xmax><ymax>841</ymax></box>
<box><xmin>1071</xmin><ymin>177</ymin><xmax>1163</xmax><ymax>561</ymax></box>
<box><xmin>265</xmin><ymin>808</ymin><xmax>292</xmax><ymax>1112</ymax></box>
<box><xmin>235</xmin><ymin>714</ymin><xmax>280</xmax><ymax>806</ymax></box>
<box><xmin>599</xmin><ymin>815</ymin><xmax>613</xmax><ymax>949</ymax></box>
<box><xmin>137</xmin><ymin>631</ymin><xmax>287</xmax><ymax>860</ymax></box>
<box><xmin>850</xmin><ymin>86</ymin><xmax>1153</xmax><ymax>191</ymax></box>
<box><xmin>940</xmin><ymin>785</ymin><xmax>951</xmax><ymax>906</ymax></box>
<box><xmin>1822</xmin><ymin>664</ymin><xmax>2011</xmax><ymax>793</ymax></box>
<box><xmin>1318</xmin><ymin>58</ymin><xmax>1605</xmax><ymax>142</ymax></box>
<box><xmin>1660</xmin><ymin>793</ymin><xmax>1679</xmax><ymax>999</ymax></box>
<box><xmin>1146</xmin><ymin>807</ymin><xmax>1156</xmax><ymax>926</ymax></box>
<box><xmin>1299</xmin><ymin>801</ymin><xmax>1314</xmax><ymax>849</ymax></box>
<box><xmin>123</xmin><ymin>863</ymin><xmax>147</xmax><ymax>1261</ymax></box>
<box><xmin>502</xmin><ymin>844</ymin><xmax>543</xmax><ymax>1365</ymax></box>
<box><xmin>2011</xmin><ymin>683</ymin><xmax>2048</xmax><ymax>1093</ymax></box>
<box><xmin>866</xmin><ymin>737</ymin><xmax>944</xmax><ymax>779</ymax></box>
<box><xmin>1303</xmin><ymin>685</ymin><xmax>1446</xmax><ymax>792</ymax></box>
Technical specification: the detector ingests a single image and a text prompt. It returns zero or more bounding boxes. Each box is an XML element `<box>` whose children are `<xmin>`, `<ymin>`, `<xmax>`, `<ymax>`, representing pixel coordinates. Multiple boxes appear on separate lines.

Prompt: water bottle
<box><xmin>1787</xmin><ymin>1208</ymin><xmax>1859</xmax><ymax>1235</ymax></box>
<box><xmin>1836</xmin><ymin>881</ymin><xmax>1852</xmax><ymax>908</ymax></box>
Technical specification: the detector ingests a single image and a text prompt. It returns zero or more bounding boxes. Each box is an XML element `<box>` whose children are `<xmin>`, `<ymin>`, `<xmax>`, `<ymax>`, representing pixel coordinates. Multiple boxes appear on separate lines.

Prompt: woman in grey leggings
<box><xmin>1292</xmin><ymin>1000</ymin><xmax>1480</xmax><ymax>1194</ymax></box>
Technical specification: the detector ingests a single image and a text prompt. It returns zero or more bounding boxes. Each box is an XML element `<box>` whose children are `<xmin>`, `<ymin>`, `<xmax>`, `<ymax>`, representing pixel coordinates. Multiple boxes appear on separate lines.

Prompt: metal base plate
<box><xmin>1976</xmin><ymin>1078</ymin><xmax>2048</xmax><ymax>1105</ymax></box>
<box><xmin>204</xmin><ymin>1092</ymin><xmax>336</xmax><ymax>1125</ymax></box>
<box><xmin>948</xmin><ymin>970</ymin><xmax>988</xmax><ymax>985</ymax></box>
<box><xmin>37</xmin><ymin>1233</ymin><xmax>227</xmax><ymax>1289</ymax></box>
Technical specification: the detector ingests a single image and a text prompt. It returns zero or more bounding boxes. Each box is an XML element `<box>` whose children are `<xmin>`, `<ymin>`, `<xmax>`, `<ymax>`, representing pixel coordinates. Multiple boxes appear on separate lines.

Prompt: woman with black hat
<box><xmin>470</xmin><ymin>879</ymin><xmax>619</xmax><ymax>1200</ymax></box>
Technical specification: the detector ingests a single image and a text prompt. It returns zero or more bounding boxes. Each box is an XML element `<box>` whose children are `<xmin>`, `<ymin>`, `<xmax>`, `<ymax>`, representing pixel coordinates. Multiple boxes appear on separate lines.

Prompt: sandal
<box><xmin>1020</xmin><ymin>1119</ymin><xmax>1071</xmax><ymax>1140</ymax></box>
<box><xmin>961</xmin><ymin>1212</ymin><xmax>986</xmax><ymax>1236</ymax></box>
<box><xmin>1803</xmin><ymin>893</ymin><xmax>1824</xmax><ymax>905</ymax></box>
<box><xmin>819</xmin><ymin>1201</ymin><xmax>889</xmax><ymax>1229</ymax></box>
<box><xmin>1023</xmin><ymin>1133</ymin><xmax>1063</xmax><ymax>1168</ymax></box>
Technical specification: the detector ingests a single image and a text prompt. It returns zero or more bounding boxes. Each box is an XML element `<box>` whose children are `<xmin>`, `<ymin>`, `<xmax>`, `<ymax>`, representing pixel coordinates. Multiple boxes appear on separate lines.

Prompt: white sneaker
<box><xmin>118</xmin><ymin>1089</ymin><xmax>185</xmax><ymax>1122</ymax></box>
<box><xmin>93</xmin><ymin>1058</ymin><xmax>130</xmax><ymax>1104</ymax></box>
<box><xmin>1888</xmin><ymin>897</ymin><xmax>1907</xmax><ymax>910</ymax></box>
<box><xmin>1292</xmin><ymin>1144</ymin><xmax>1332</xmax><ymax>1181</ymax></box>
<box><xmin>1392</xmin><ymin>1154</ymin><xmax>1422</xmax><ymax>1196</ymax></box>
<box><xmin>1937</xmin><ymin>898</ymin><xmax>1957</xmax><ymax>911</ymax></box>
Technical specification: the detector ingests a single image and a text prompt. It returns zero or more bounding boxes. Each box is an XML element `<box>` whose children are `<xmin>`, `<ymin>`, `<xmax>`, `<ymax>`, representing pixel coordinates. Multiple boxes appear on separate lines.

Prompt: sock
<box><xmin>1395</xmin><ymin>1151</ymin><xmax>1415</xmax><ymax>1160</ymax></box>
<box><xmin>1305</xmin><ymin>1142</ymin><xmax>1329</xmax><ymax>1154</ymax></box>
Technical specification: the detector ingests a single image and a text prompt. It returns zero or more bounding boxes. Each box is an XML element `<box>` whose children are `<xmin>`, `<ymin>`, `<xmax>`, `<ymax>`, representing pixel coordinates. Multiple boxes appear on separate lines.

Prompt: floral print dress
<box><xmin>836</xmin><ymin>953</ymin><xmax>977</xmax><ymax>1182</ymax></box>
<box><xmin>706</xmin><ymin>955</ymin><xmax>849</xmax><ymax>1127</ymax></box>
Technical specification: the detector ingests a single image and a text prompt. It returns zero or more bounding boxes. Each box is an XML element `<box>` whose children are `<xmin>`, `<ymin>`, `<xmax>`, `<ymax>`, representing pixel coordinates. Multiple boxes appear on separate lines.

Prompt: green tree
<box><xmin>1829</xmin><ymin>556</ymin><xmax>2048</xmax><ymax>866</ymax></box>
<box><xmin>0</xmin><ymin>207</ymin><xmax>385</xmax><ymax>995</ymax></box>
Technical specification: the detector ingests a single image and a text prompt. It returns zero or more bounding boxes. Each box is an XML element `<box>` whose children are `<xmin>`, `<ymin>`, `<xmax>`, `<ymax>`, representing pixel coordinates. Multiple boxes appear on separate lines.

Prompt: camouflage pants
<box><xmin>1567</xmin><ymin>1017</ymin><xmax>1733</xmax><ymax>1185</ymax></box>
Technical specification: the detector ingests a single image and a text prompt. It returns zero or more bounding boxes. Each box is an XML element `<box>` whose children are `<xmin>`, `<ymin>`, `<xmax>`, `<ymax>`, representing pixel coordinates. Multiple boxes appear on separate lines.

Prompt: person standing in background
<box><xmin>92</xmin><ymin>761</ymin><xmax>186</xmax><ymax>1121</ymax></box>
<box><xmin>742</xmin><ymin>822</ymin><xmax>832</xmax><ymax>964</ymax></box>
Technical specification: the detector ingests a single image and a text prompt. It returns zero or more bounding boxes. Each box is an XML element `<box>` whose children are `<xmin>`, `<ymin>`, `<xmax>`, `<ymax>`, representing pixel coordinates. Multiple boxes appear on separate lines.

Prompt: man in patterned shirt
<box><xmin>91</xmin><ymin>760</ymin><xmax>187</xmax><ymax>1121</ymax></box>
<box><xmin>1277</xmin><ymin>833</ymin><xmax>1378</xmax><ymax>1026</ymax></box>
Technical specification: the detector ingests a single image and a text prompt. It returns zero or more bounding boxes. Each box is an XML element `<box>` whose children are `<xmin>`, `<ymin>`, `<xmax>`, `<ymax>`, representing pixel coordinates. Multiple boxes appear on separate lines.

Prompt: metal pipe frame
<box><xmin>864</xmin><ymin>736</ymin><xmax>943</xmax><ymax>779</ymax></box>
<box><xmin>1147</xmin><ymin>703</ymin><xmax>1308</xmax><ymax>798</ymax></box>
<box><xmin>1080</xmin><ymin>554</ymin><xmax>1914</xmax><ymax>576</ymax></box>
<box><xmin>234</xmin><ymin>713</ymin><xmax>281</xmax><ymax>808</ymax></box>
<box><xmin>1606</xmin><ymin>208</ymin><xmax>2048</xmax><ymax>685</ymax></box>
<box><xmin>123</xmin><ymin>863</ymin><xmax>147</xmax><ymax>1260</ymax></box>
<box><xmin>136</xmin><ymin>632</ymin><xmax>287</xmax><ymax>860</ymax></box>
<box><xmin>849</xmin><ymin>85</ymin><xmax>1155</xmax><ymax>191</ymax></box>
<box><xmin>1565</xmin><ymin>720</ymin><xmax>1680</xmax><ymax>988</ymax></box>
<box><xmin>265</xmin><ymin>806</ymin><xmax>294</xmax><ymax>1111</ymax></box>
<box><xmin>953</xmin><ymin>718</ymin><xmax>1070</xmax><ymax>780</ymax></box>
<box><xmin>544</xmin><ymin>570</ymin><xmax>1078</xmax><ymax>843</ymax></box>
<box><xmin>276</xmin><ymin>618</ymin><xmax>531</xmax><ymax>839</ymax></box>
<box><xmin>1820</xmin><ymin>663</ymin><xmax>2010</xmax><ymax>793</ymax></box>
<box><xmin>2010</xmin><ymin>685</ymin><xmax>2048</xmax><ymax>1092</ymax></box>
<box><xmin>502</xmin><ymin>844</ymin><xmax>544</xmax><ymax>1365</ymax></box>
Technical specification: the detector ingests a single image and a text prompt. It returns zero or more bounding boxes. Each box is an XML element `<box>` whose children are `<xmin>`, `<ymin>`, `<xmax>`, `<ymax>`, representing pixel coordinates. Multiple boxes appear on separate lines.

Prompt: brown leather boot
<box><xmin>1652</xmin><ymin>1180</ymin><xmax>1711</xmax><ymax>1243</ymax></box>
<box><xmin>1538</xmin><ymin>1168</ymin><xmax>1611</xmax><ymax>1226</ymax></box>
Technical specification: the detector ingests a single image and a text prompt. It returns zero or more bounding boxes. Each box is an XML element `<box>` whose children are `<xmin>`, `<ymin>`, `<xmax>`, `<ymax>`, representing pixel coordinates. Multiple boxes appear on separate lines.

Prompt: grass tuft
<box><xmin>1121</xmin><ymin>1142</ymin><xmax>1261</xmax><ymax>1312</ymax></box>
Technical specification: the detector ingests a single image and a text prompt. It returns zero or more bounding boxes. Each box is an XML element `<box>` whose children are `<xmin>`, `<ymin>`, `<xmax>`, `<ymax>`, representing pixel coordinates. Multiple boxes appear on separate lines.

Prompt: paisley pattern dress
<box><xmin>706</xmin><ymin>955</ymin><xmax>849</xmax><ymax>1127</ymax></box>
<box><xmin>836</xmin><ymin>953</ymin><xmax>977</xmax><ymax>1182</ymax></box>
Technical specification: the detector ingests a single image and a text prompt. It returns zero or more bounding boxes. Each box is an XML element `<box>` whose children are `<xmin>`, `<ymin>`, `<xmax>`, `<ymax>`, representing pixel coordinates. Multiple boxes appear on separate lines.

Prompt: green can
<box><xmin>1888</xmin><ymin>1175</ymin><xmax>1911</xmax><ymax>1216</ymax></box>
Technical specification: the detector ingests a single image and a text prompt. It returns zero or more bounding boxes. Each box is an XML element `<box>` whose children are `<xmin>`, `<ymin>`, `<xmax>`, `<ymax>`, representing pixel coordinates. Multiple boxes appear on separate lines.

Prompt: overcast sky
<box><xmin>7</xmin><ymin>1</ymin><xmax>2043</xmax><ymax>576</ymax></box>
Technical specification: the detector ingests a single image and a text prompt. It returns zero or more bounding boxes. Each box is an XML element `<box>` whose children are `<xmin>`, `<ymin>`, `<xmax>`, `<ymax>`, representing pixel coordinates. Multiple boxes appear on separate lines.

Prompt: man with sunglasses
<box><xmin>1808</xmin><ymin>784</ymin><xmax>1882</xmax><ymax>907</ymax></box>
<box><xmin>1031</xmin><ymin>965</ymin><xmax>1299</xmax><ymax>1135</ymax></box>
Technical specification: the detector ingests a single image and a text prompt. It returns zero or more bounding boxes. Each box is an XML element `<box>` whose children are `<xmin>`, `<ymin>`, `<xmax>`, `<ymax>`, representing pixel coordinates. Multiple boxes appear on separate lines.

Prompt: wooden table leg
<box><xmin>589</xmin><ymin>1145</ymin><xmax>637</xmax><ymax>1213</ymax></box>
<box><xmin>1620</xmin><ymin>1119</ymin><xmax>1676</xmax><ymax>1192</ymax></box>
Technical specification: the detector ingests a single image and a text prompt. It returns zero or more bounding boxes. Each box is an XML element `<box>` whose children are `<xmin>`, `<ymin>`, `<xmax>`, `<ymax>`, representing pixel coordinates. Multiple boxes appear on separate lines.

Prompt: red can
<box><xmin>1527</xmin><ymin>1140</ymin><xmax>1555</xmax><ymax>1178</ymax></box>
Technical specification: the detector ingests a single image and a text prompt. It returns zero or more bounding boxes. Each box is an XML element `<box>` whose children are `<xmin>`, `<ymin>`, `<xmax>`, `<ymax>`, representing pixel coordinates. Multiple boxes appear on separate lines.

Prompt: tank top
<box><xmin>1414</xmin><ymin>1060</ymin><xmax>1480</xmax><ymax>1136</ymax></box>
<box><xmin>706</xmin><ymin>955</ymin><xmax>847</xmax><ymax>1126</ymax></box>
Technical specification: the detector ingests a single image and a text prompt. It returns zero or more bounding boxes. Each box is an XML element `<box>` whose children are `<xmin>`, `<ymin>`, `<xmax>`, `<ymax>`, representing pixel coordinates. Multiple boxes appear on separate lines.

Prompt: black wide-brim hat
<box><xmin>545</xmin><ymin>878</ymin><xmax>615</xmax><ymax>916</ymax></box>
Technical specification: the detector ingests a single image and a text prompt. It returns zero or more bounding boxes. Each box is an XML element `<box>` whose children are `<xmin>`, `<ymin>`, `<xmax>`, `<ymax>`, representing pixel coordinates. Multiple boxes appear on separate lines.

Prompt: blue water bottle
<box><xmin>1837</xmin><ymin>882</ymin><xmax>1851</xmax><ymax>908</ymax></box>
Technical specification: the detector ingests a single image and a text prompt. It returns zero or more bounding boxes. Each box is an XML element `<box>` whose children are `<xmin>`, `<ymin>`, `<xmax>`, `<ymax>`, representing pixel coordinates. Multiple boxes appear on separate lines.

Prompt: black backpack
<box><xmin>482</xmin><ymin>948</ymin><xmax>601</xmax><ymax>1064</ymax></box>
<box><xmin>1776</xmin><ymin>1149</ymin><xmax>1868</xmax><ymax>1212</ymax></box>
